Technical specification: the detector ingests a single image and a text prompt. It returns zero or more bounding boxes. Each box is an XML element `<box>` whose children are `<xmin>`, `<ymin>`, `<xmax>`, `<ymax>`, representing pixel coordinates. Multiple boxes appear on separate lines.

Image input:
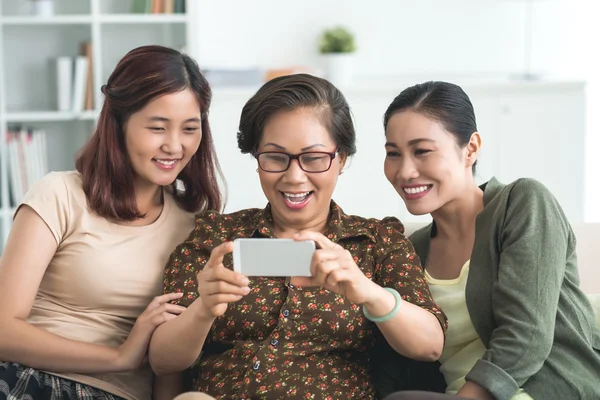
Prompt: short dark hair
<box><xmin>237</xmin><ymin>73</ymin><xmax>356</xmax><ymax>157</ymax></box>
<box><xmin>383</xmin><ymin>81</ymin><xmax>478</xmax><ymax>173</ymax></box>
<box><xmin>75</xmin><ymin>45</ymin><xmax>223</xmax><ymax>220</ymax></box>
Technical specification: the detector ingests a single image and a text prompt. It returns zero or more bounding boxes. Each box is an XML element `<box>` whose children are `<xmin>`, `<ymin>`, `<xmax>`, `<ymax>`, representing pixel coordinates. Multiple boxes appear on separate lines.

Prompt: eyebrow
<box><xmin>147</xmin><ymin>116</ymin><xmax>201</xmax><ymax>123</ymax></box>
<box><xmin>263</xmin><ymin>143</ymin><xmax>326</xmax><ymax>151</ymax></box>
<box><xmin>385</xmin><ymin>138</ymin><xmax>436</xmax><ymax>147</ymax></box>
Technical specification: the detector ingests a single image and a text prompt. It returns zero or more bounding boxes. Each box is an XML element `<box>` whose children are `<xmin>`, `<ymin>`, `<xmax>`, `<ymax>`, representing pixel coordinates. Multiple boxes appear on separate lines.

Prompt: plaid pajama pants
<box><xmin>0</xmin><ymin>362</ymin><xmax>125</xmax><ymax>400</ymax></box>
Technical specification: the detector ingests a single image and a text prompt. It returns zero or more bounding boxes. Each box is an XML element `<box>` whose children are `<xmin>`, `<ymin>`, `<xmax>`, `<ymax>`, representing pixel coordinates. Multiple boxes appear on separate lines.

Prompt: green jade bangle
<box><xmin>362</xmin><ymin>287</ymin><xmax>402</xmax><ymax>323</ymax></box>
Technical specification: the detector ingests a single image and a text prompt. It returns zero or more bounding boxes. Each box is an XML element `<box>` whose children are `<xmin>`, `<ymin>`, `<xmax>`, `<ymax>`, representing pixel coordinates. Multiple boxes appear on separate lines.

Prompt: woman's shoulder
<box><xmin>336</xmin><ymin>209</ymin><xmax>403</xmax><ymax>233</ymax></box>
<box><xmin>21</xmin><ymin>170</ymin><xmax>85</xmax><ymax>209</ymax></box>
<box><xmin>486</xmin><ymin>177</ymin><xmax>565</xmax><ymax>219</ymax></box>
<box><xmin>194</xmin><ymin>207</ymin><xmax>263</xmax><ymax>224</ymax></box>
<box><xmin>338</xmin><ymin>211</ymin><xmax>417</xmax><ymax>248</ymax></box>
<box><xmin>488</xmin><ymin>177</ymin><xmax>557</xmax><ymax>205</ymax></box>
<box><xmin>29</xmin><ymin>170</ymin><xmax>81</xmax><ymax>192</ymax></box>
<box><xmin>190</xmin><ymin>207</ymin><xmax>264</xmax><ymax>237</ymax></box>
<box><xmin>483</xmin><ymin>177</ymin><xmax>572</xmax><ymax>242</ymax></box>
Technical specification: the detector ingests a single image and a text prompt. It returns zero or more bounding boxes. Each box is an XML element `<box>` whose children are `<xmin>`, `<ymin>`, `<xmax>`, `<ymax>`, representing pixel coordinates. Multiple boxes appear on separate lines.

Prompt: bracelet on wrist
<box><xmin>362</xmin><ymin>287</ymin><xmax>402</xmax><ymax>323</ymax></box>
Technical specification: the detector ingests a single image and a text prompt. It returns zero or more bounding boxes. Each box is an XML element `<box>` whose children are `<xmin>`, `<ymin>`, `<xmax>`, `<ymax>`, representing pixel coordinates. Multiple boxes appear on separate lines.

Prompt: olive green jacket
<box><xmin>410</xmin><ymin>177</ymin><xmax>600</xmax><ymax>400</ymax></box>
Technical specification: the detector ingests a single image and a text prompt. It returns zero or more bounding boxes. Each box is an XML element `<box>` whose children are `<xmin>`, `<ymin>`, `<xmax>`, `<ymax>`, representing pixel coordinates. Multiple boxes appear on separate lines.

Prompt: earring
<box><xmin>256</xmin><ymin>168</ymin><xmax>259</xmax><ymax>172</ymax></box>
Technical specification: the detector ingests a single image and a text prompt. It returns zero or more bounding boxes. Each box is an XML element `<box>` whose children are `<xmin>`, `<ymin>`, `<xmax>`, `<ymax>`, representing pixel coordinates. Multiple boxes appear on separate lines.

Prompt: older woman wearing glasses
<box><xmin>148</xmin><ymin>74</ymin><xmax>447</xmax><ymax>400</ymax></box>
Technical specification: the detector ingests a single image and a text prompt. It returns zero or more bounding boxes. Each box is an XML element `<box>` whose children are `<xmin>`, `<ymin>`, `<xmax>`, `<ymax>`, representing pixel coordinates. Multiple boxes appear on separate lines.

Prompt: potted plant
<box><xmin>319</xmin><ymin>26</ymin><xmax>357</xmax><ymax>86</ymax></box>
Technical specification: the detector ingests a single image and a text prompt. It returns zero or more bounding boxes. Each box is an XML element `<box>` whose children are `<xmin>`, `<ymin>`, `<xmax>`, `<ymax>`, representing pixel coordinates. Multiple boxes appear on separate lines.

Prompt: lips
<box><xmin>153</xmin><ymin>158</ymin><xmax>181</xmax><ymax>170</ymax></box>
<box><xmin>403</xmin><ymin>185</ymin><xmax>431</xmax><ymax>195</ymax></box>
<box><xmin>401</xmin><ymin>184</ymin><xmax>433</xmax><ymax>200</ymax></box>
<box><xmin>280</xmin><ymin>191</ymin><xmax>313</xmax><ymax>210</ymax></box>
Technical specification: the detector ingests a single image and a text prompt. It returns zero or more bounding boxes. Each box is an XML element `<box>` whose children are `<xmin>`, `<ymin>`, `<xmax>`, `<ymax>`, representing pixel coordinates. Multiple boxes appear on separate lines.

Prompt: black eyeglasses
<box><xmin>255</xmin><ymin>149</ymin><xmax>339</xmax><ymax>173</ymax></box>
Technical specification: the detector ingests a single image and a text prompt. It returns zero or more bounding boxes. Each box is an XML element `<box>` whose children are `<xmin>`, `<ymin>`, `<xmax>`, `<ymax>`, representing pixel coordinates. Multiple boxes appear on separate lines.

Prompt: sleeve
<box><xmin>465</xmin><ymin>178</ymin><xmax>570</xmax><ymax>400</ymax></box>
<box><xmin>163</xmin><ymin>211</ymin><xmax>227</xmax><ymax>307</ymax></box>
<box><xmin>373</xmin><ymin>216</ymin><xmax>448</xmax><ymax>333</ymax></box>
<box><xmin>17</xmin><ymin>172</ymin><xmax>70</xmax><ymax>245</ymax></box>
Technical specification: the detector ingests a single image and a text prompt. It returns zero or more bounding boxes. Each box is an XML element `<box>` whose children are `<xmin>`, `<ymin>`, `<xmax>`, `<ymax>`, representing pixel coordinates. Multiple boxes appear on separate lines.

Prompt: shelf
<box><xmin>0</xmin><ymin>15</ymin><xmax>92</xmax><ymax>25</ymax></box>
<box><xmin>0</xmin><ymin>14</ymin><xmax>186</xmax><ymax>26</ymax></box>
<box><xmin>5</xmin><ymin>111</ymin><xmax>98</xmax><ymax>123</ymax></box>
<box><xmin>99</xmin><ymin>14</ymin><xmax>187</xmax><ymax>24</ymax></box>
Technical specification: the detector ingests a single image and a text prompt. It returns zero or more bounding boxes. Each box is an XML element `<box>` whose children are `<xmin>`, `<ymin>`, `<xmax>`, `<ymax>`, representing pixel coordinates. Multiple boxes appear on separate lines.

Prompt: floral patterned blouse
<box><xmin>164</xmin><ymin>201</ymin><xmax>447</xmax><ymax>400</ymax></box>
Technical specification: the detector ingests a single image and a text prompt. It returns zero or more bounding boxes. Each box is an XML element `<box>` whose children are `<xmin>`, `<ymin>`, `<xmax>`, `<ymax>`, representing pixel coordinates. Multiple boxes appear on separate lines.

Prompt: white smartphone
<box><xmin>232</xmin><ymin>238</ymin><xmax>315</xmax><ymax>277</ymax></box>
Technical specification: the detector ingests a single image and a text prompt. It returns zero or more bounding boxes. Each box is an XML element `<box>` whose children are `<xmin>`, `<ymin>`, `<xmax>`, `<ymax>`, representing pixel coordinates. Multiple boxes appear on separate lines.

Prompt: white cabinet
<box><xmin>469</xmin><ymin>82</ymin><xmax>585</xmax><ymax>223</ymax></box>
<box><xmin>0</xmin><ymin>0</ymin><xmax>191</xmax><ymax>253</ymax></box>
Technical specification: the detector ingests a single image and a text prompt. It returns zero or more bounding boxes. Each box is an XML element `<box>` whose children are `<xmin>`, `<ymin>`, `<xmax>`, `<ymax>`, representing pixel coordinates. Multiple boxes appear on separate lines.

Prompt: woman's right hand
<box><xmin>195</xmin><ymin>241</ymin><xmax>250</xmax><ymax>320</ymax></box>
<box><xmin>117</xmin><ymin>292</ymin><xmax>186</xmax><ymax>370</ymax></box>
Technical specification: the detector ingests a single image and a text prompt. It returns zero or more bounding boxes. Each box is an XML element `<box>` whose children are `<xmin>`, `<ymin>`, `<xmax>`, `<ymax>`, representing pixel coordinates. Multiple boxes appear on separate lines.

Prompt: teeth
<box><xmin>403</xmin><ymin>186</ymin><xmax>430</xmax><ymax>194</ymax></box>
<box><xmin>155</xmin><ymin>159</ymin><xmax>177</xmax><ymax>166</ymax></box>
<box><xmin>283</xmin><ymin>192</ymin><xmax>310</xmax><ymax>198</ymax></box>
<box><xmin>283</xmin><ymin>191</ymin><xmax>311</xmax><ymax>203</ymax></box>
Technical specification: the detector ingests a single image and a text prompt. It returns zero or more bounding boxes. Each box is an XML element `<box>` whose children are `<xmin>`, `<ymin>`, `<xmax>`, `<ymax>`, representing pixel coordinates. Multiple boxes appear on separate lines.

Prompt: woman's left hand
<box><xmin>292</xmin><ymin>231</ymin><xmax>378</xmax><ymax>305</ymax></box>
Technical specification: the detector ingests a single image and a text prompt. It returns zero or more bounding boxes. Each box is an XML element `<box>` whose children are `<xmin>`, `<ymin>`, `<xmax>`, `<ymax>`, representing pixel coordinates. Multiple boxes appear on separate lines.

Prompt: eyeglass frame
<box><xmin>254</xmin><ymin>148</ymin><xmax>340</xmax><ymax>173</ymax></box>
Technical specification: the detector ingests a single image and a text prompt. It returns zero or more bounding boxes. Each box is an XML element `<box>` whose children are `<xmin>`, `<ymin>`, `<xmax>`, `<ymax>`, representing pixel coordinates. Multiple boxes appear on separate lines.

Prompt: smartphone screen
<box><xmin>233</xmin><ymin>238</ymin><xmax>315</xmax><ymax>276</ymax></box>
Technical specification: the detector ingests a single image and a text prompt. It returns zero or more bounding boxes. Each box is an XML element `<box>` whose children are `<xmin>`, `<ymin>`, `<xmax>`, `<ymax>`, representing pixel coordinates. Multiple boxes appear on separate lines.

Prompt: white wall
<box><xmin>556</xmin><ymin>0</ymin><xmax>600</xmax><ymax>222</ymax></box>
<box><xmin>191</xmin><ymin>0</ymin><xmax>564</xmax><ymax>79</ymax></box>
<box><xmin>188</xmin><ymin>0</ymin><xmax>598</xmax><ymax>221</ymax></box>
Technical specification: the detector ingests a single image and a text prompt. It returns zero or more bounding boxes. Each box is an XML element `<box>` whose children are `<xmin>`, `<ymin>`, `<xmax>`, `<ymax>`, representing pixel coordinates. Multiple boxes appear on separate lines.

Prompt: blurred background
<box><xmin>0</xmin><ymin>0</ymin><xmax>598</xmax><ymax>253</ymax></box>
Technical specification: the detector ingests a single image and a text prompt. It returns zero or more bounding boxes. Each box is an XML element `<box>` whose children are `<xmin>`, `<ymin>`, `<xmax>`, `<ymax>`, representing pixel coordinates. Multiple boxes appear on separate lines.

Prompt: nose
<box><xmin>162</xmin><ymin>131</ymin><xmax>183</xmax><ymax>154</ymax></box>
<box><xmin>282</xmin><ymin>159</ymin><xmax>308</xmax><ymax>184</ymax></box>
<box><xmin>397</xmin><ymin>156</ymin><xmax>419</xmax><ymax>181</ymax></box>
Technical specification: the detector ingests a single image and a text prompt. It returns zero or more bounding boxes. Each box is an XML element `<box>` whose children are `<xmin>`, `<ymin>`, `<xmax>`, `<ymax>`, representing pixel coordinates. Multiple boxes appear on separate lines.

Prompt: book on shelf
<box><xmin>81</xmin><ymin>42</ymin><xmax>94</xmax><ymax>111</ymax></box>
<box><xmin>55</xmin><ymin>41</ymin><xmax>94</xmax><ymax>113</ymax></box>
<box><xmin>132</xmin><ymin>0</ymin><xmax>186</xmax><ymax>14</ymax></box>
<box><xmin>3</xmin><ymin>127</ymin><xmax>49</xmax><ymax>207</ymax></box>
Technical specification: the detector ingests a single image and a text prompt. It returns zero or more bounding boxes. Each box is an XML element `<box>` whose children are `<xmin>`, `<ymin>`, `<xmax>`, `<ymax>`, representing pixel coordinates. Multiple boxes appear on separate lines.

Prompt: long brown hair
<box><xmin>75</xmin><ymin>45</ymin><xmax>223</xmax><ymax>220</ymax></box>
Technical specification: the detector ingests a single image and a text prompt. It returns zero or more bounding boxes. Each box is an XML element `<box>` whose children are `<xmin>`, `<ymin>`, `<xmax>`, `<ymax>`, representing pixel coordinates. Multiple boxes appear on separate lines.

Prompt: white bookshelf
<box><xmin>0</xmin><ymin>0</ymin><xmax>195</xmax><ymax>253</ymax></box>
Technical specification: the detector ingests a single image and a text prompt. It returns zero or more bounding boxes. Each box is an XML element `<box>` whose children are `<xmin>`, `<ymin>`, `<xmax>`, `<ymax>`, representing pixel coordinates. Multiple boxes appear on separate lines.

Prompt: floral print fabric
<box><xmin>164</xmin><ymin>201</ymin><xmax>447</xmax><ymax>399</ymax></box>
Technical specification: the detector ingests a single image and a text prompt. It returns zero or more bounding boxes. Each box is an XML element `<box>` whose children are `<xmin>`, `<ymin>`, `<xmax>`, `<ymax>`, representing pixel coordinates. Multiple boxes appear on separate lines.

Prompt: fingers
<box><xmin>294</xmin><ymin>231</ymin><xmax>332</xmax><ymax>249</ymax></box>
<box><xmin>194</xmin><ymin>243</ymin><xmax>250</xmax><ymax>316</ymax></box>
<box><xmin>147</xmin><ymin>292</ymin><xmax>184</xmax><ymax>310</ymax></box>
<box><xmin>204</xmin><ymin>280</ymin><xmax>250</xmax><ymax>297</ymax></box>
<box><xmin>151</xmin><ymin>311</ymin><xmax>179</xmax><ymax>326</ymax></box>
<box><xmin>149</xmin><ymin>303</ymin><xmax>186</xmax><ymax>317</ymax></box>
<box><xmin>309</xmin><ymin>249</ymin><xmax>355</xmax><ymax>288</ymax></box>
<box><xmin>163</xmin><ymin>303</ymin><xmax>186</xmax><ymax>315</ymax></box>
<box><xmin>309</xmin><ymin>248</ymin><xmax>349</xmax><ymax>276</ymax></box>
<box><xmin>208</xmin><ymin>293</ymin><xmax>246</xmax><ymax>304</ymax></box>
<box><xmin>325</xmin><ymin>268</ymin><xmax>351</xmax><ymax>288</ymax></box>
<box><xmin>312</xmin><ymin>260</ymin><xmax>340</xmax><ymax>286</ymax></box>
<box><xmin>291</xmin><ymin>276</ymin><xmax>315</xmax><ymax>287</ymax></box>
<box><xmin>205</xmin><ymin>241</ymin><xmax>234</xmax><ymax>268</ymax></box>
<box><xmin>205</xmin><ymin>265</ymin><xmax>248</xmax><ymax>286</ymax></box>
<box><xmin>147</xmin><ymin>303</ymin><xmax>188</xmax><ymax>326</ymax></box>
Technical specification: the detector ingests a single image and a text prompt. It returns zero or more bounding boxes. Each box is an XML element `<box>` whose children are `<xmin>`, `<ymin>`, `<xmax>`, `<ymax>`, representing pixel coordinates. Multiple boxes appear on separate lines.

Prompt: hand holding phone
<box><xmin>233</xmin><ymin>238</ymin><xmax>315</xmax><ymax>277</ymax></box>
<box><xmin>292</xmin><ymin>231</ymin><xmax>377</xmax><ymax>305</ymax></box>
<box><xmin>195</xmin><ymin>241</ymin><xmax>250</xmax><ymax>319</ymax></box>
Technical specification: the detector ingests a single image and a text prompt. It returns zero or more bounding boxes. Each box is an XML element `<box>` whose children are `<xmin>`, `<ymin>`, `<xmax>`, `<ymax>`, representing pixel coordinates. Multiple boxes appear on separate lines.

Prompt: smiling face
<box><xmin>384</xmin><ymin>110</ymin><xmax>479</xmax><ymax>215</ymax></box>
<box><xmin>257</xmin><ymin>107</ymin><xmax>346</xmax><ymax>232</ymax></box>
<box><xmin>124</xmin><ymin>88</ymin><xmax>202</xmax><ymax>191</ymax></box>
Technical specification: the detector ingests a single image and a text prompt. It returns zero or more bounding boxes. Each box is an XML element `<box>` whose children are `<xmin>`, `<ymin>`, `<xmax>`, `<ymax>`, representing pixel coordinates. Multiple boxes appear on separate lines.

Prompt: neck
<box><xmin>271</xmin><ymin>207</ymin><xmax>330</xmax><ymax>238</ymax></box>
<box><xmin>135</xmin><ymin>181</ymin><xmax>163</xmax><ymax>216</ymax></box>
<box><xmin>431</xmin><ymin>183</ymin><xmax>484</xmax><ymax>240</ymax></box>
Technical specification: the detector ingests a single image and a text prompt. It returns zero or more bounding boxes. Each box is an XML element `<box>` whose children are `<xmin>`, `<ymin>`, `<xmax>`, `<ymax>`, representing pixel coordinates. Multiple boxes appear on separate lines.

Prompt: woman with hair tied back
<box><xmin>382</xmin><ymin>81</ymin><xmax>600</xmax><ymax>400</ymax></box>
<box><xmin>0</xmin><ymin>45</ymin><xmax>223</xmax><ymax>400</ymax></box>
<box><xmin>149</xmin><ymin>73</ymin><xmax>447</xmax><ymax>400</ymax></box>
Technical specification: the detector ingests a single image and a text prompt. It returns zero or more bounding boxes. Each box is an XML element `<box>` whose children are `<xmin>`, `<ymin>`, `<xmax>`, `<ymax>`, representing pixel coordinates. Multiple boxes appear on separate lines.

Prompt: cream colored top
<box><xmin>20</xmin><ymin>171</ymin><xmax>196</xmax><ymax>400</ymax></box>
<box><xmin>426</xmin><ymin>261</ymin><xmax>533</xmax><ymax>399</ymax></box>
